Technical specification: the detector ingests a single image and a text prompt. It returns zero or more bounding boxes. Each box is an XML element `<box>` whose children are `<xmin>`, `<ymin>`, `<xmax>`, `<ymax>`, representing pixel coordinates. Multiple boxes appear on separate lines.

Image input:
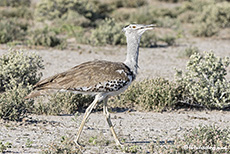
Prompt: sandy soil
<box><xmin>0</xmin><ymin>110</ymin><xmax>230</xmax><ymax>153</ymax></box>
<box><xmin>0</xmin><ymin>38</ymin><xmax>230</xmax><ymax>153</ymax></box>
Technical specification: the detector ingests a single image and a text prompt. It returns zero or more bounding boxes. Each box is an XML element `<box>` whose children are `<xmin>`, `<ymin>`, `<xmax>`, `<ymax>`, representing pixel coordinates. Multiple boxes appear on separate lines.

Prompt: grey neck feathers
<box><xmin>124</xmin><ymin>35</ymin><xmax>141</xmax><ymax>76</ymax></box>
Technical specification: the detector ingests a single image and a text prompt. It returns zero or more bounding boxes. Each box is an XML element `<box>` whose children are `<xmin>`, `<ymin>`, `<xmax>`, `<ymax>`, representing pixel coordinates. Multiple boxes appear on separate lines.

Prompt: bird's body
<box><xmin>26</xmin><ymin>24</ymin><xmax>156</xmax><ymax>147</ymax></box>
<box><xmin>27</xmin><ymin>60</ymin><xmax>135</xmax><ymax>97</ymax></box>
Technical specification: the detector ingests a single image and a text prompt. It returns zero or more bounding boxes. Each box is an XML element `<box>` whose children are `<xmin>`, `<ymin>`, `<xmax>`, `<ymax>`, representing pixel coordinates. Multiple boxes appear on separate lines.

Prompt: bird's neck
<box><xmin>124</xmin><ymin>35</ymin><xmax>141</xmax><ymax>76</ymax></box>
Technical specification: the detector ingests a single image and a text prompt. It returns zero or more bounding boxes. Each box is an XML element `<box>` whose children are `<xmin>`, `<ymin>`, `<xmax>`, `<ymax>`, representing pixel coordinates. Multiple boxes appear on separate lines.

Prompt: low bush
<box><xmin>156</xmin><ymin>16</ymin><xmax>180</xmax><ymax>29</ymax></box>
<box><xmin>0</xmin><ymin>50</ymin><xmax>44</xmax><ymax>121</ymax></box>
<box><xmin>176</xmin><ymin>0</ymin><xmax>214</xmax><ymax>18</ymax></box>
<box><xmin>177</xmin><ymin>0</ymin><xmax>230</xmax><ymax>37</ymax></box>
<box><xmin>111</xmin><ymin>0</ymin><xmax>147</xmax><ymax>8</ymax></box>
<box><xmin>128</xmin><ymin>6</ymin><xmax>177</xmax><ymax>26</ymax></box>
<box><xmin>34</xmin><ymin>92</ymin><xmax>94</xmax><ymax>115</ymax></box>
<box><xmin>176</xmin><ymin>52</ymin><xmax>230</xmax><ymax>109</ymax></box>
<box><xmin>58</xmin><ymin>10</ymin><xmax>91</xmax><ymax>27</ymax></box>
<box><xmin>29</xmin><ymin>26</ymin><xmax>66</xmax><ymax>48</ymax></box>
<box><xmin>128</xmin><ymin>7</ymin><xmax>158</xmax><ymax>25</ymax></box>
<box><xmin>141</xmin><ymin>31</ymin><xmax>177</xmax><ymax>47</ymax></box>
<box><xmin>0</xmin><ymin>18</ymin><xmax>29</xmax><ymax>44</ymax></box>
<box><xmin>0</xmin><ymin>0</ymin><xmax>31</xmax><ymax>7</ymax></box>
<box><xmin>0</xmin><ymin>7</ymin><xmax>33</xmax><ymax>19</ymax></box>
<box><xmin>182</xmin><ymin>125</ymin><xmax>230</xmax><ymax>152</ymax></box>
<box><xmin>177</xmin><ymin>10</ymin><xmax>197</xmax><ymax>23</ymax></box>
<box><xmin>110</xmin><ymin>78</ymin><xmax>183</xmax><ymax>111</ymax></box>
<box><xmin>0</xmin><ymin>83</ymin><xmax>33</xmax><ymax>121</ymax></box>
<box><xmin>178</xmin><ymin>46</ymin><xmax>200</xmax><ymax>58</ymax></box>
<box><xmin>110</xmin><ymin>8</ymin><xmax>133</xmax><ymax>22</ymax></box>
<box><xmin>89</xmin><ymin>18</ymin><xmax>126</xmax><ymax>46</ymax></box>
<box><xmin>0</xmin><ymin>50</ymin><xmax>44</xmax><ymax>92</ymax></box>
<box><xmin>35</xmin><ymin>0</ymin><xmax>111</xmax><ymax>22</ymax></box>
<box><xmin>60</xmin><ymin>24</ymin><xmax>89</xmax><ymax>44</ymax></box>
<box><xmin>191</xmin><ymin>20</ymin><xmax>220</xmax><ymax>37</ymax></box>
<box><xmin>159</xmin><ymin>34</ymin><xmax>176</xmax><ymax>46</ymax></box>
<box><xmin>150</xmin><ymin>125</ymin><xmax>230</xmax><ymax>153</ymax></box>
<box><xmin>140</xmin><ymin>32</ymin><xmax>158</xmax><ymax>47</ymax></box>
<box><xmin>194</xmin><ymin>2</ymin><xmax>230</xmax><ymax>28</ymax></box>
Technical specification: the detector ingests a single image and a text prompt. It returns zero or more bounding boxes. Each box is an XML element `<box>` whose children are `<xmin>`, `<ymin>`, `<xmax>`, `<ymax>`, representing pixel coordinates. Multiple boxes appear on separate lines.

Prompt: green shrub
<box><xmin>194</xmin><ymin>2</ymin><xmax>230</xmax><ymax>28</ymax></box>
<box><xmin>0</xmin><ymin>83</ymin><xmax>33</xmax><ymax>121</ymax></box>
<box><xmin>34</xmin><ymin>92</ymin><xmax>93</xmax><ymax>115</ymax></box>
<box><xmin>191</xmin><ymin>2</ymin><xmax>230</xmax><ymax>37</ymax></box>
<box><xmin>0</xmin><ymin>0</ymin><xmax>31</xmax><ymax>7</ymax></box>
<box><xmin>110</xmin><ymin>78</ymin><xmax>182</xmax><ymax>111</ymax></box>
<box><xmin>177</xmin><ymin>0</ymin><xmax>230</xmax><ymax>37</ymax></box>
<box><xmin>178</xmin><ymin>46</ymin><xmax>200</xmax><ymax>58</ymax></box>
<box><xmin>0</xmin><ymin>50</ymin><xmax>44</xmax><ymax>92</ymax></box>
<box><xmin>176</xmin><ymin>0</ymin><xmax>214</xmax><ymax>17</ymax></box>
<box><xmin>111</xmin><ymin>0</ymin><xmax>147</xmax><ymax>8</ymax></box>
<box><xmin>178</xmin><ymin>10</ymin><xmax>197</xmax><ymax>23</ymax></box>
<box><xmin>35</xmin><ymin>0</ymin><xmax>76</xmax><ymax>21</ymax></box>
<box><xmin>29</xmin><ymin>26</ymin><xmax>66</xmax><ymax>48</ymax></box>
<box><xmin>110</xmin><ymin>8</ymin><xmax>133</xmax><ymax>22</ymax></box>
<box><xmin>60</xmin><ymin>24</ymin><xmax>88</xmax><ymax>44</ymax></box>
<box><xmin>0</xmin><ymin>7</ymin><xmax>33</xmax><ymax>19</ymax></box>
<box><xmin>156</xmin><ymin>16</ymin><xmax>180</xmax><ymax>29</ymax></box>
<box><xmin>89</xmin><ymin>18</ymin><xmax>126</xmax><ymax>46</ymax></box>
<box><xmin>176</xmin><ymin>52</ymin><xmax>230</xmax><ymax>109</ymax></box>
<box><xmin>140</xmin><ymin>32</ymin><xmax>158</xmax><ymax>47</ymax></box>
<box><xmin>128</xmin><ymin>6</ymin><xmax>177</xmax><ymax>25</ymax></box>
<box><xmin>35</xmin><ymin>0</ymin><xmax>111</xmax><ymax>22</ymax></box>
<box><xmin>182</xmin><ymin>125</ymin><xmax>230</xmax><ymax>151</ymax></box>
<box><xmin>191</xmin><ymin>21</ymin><xmax>220</xmax><ymax>37</ymax></box>
<box><xmin>128</xmin><ymin>7</ymin><xmax>158</xmax><ymax>25</ymax></box>
<box><xmin>0</xmin><ymin>18</ymin><xmax>29</xmax><ymax>44</ymax></box>
<box><xmin>159</xmin><ymin>34</ymin><xmax>177</xmax><ymax>46</ymax></box>
<box><xmin>150</xmin><ymin>125</ymin><xmax>230</xmax><ymax>153</ymax></box>
<box><xmin>58</xmin><ymin>10</ymin><xmax>91</xmax><ymax>27</ymax></box>
<box><xmin>0</xmin><ymin>50</ymin><xmax>44</xmax><ymax>121</ymax></box>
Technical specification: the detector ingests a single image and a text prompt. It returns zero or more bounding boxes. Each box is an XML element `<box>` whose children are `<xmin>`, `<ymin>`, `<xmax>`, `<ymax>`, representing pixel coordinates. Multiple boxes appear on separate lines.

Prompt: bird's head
<box><xmin>122</xmin><ymin>24</ymin><xmax>156</xmax><ymax>38</ymax></box>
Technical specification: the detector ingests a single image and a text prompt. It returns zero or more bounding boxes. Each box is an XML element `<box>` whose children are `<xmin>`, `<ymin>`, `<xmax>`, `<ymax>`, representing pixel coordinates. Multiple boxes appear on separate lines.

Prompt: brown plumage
<box><xmin>26</xmin><ymin>60</ymin><xmax>134</xmax><ymax>98</ymax></box>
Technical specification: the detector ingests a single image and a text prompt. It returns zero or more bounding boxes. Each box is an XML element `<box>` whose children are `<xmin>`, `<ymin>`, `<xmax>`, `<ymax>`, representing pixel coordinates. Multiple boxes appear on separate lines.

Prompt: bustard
<box><xmin>26</xmin><ymin>24</ymin><xmax>156</xmax><ymax>146</ymax></box>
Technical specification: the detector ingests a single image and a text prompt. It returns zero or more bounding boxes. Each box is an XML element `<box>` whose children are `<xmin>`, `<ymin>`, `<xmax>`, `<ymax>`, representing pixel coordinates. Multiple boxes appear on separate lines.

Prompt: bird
<box><xmin>26</xmin><ymin>24</ymin><xmax>156</xmax><ymax>147</ymax></box>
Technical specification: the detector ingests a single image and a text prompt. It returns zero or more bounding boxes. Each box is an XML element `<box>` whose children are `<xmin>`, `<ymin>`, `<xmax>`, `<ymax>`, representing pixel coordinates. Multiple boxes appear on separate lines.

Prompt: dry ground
<box><xmin>0</xmin><ymin>38</ymin><xmax>230</xmax><ymax>153</ymax></box>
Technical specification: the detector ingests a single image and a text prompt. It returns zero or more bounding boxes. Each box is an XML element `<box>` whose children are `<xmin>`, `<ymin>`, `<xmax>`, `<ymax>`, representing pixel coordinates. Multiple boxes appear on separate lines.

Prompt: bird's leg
<box><xmin>103</xmin><ymin>97</ymin><xmax>122</xmax><ymax>146</ymax></box>
<box><xmin>74</xmin><ymin>95</ymin><xmax>99</xmax><ymax>147</ymax></box>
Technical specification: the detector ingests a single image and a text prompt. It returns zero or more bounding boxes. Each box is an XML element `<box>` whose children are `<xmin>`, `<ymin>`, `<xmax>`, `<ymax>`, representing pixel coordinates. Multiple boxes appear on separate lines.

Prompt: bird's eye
<box><xmin>132</xmin><ymin>26</ymin><xmax>136</xmax><ymax>28</ymax></box>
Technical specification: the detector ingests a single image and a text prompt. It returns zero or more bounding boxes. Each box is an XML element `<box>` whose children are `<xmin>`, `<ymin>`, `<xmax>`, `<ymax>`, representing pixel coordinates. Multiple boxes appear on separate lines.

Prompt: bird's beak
<box><xmin>140</xmin><ymin>24</ymin><xmax>157</xmax><ymax>30</ymax></box>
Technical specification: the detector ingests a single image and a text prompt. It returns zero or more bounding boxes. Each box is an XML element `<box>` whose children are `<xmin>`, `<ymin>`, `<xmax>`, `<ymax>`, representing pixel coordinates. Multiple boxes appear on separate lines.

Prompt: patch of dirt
<box><xmin>1</xmin><ymin>110</ymin><xmax>230</xmax><ymax>153</ymax></box>
<box><xmin>0</xmin><ymin>38</ymin><xmax>230</xmax><ymax>153</ymax></box>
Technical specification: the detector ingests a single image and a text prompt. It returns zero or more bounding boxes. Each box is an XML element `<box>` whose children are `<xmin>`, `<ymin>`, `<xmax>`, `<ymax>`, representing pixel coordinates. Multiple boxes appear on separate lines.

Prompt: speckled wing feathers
<box><xmin>33</xmin><ymin>60</ymin><xmax>134</xmax><ymax>93</ymax></box>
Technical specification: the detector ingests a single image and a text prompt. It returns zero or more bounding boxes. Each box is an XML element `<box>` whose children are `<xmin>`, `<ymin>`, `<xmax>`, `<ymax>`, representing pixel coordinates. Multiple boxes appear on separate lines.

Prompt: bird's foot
<box><xmin>74</xmin><ymin>140</ymin><xmax>85</xmax><ymax>149</ymax></box>
<box><xmin>115</xmin><ymin>140</ymin><xmax>124</xmax><ymax>147</ymax></box>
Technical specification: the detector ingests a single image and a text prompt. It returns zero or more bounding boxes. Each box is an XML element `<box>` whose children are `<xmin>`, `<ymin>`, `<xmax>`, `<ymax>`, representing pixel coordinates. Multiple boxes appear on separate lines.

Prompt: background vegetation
<box><xmin>0</xmin><ymin>0</ymin><xmax>230</xmax><ymax>153</ymax></box>
<box><xmin>1</xmin><ymin>49</ymin><xmax>229</xmax><ymax>121</ymax></box>
<box><xmin>0</xmin><ymin>0</ymin><xmax>229</xmax><ymax>118</ymax></box>
<box><xmin>0</xmin><ymin>0</ymin><xmax>230</xmax><ymax>48</ymax></box>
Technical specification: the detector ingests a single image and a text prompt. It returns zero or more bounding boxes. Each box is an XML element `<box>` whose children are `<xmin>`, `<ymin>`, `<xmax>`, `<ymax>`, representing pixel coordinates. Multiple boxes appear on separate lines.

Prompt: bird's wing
<box><xmin>33</xmin><ymin>60</ymin><xmax>134</xmax><ymax>93</ymax></box>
